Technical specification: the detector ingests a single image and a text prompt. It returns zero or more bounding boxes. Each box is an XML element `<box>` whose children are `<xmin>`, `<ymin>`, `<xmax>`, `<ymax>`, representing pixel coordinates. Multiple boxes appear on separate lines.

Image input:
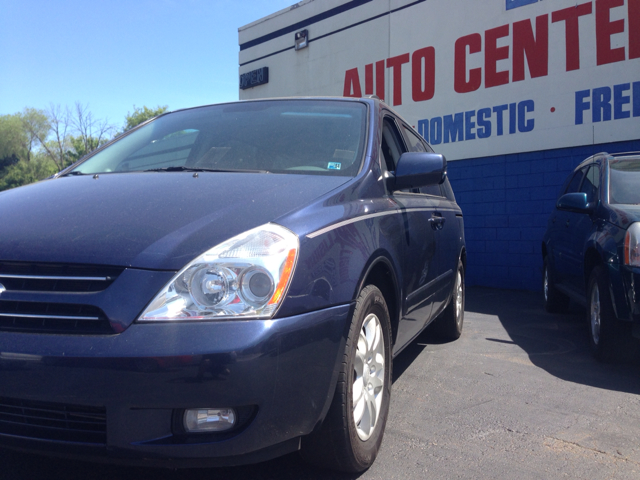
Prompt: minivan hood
<box><xmin>0</xmin><ymin>172</ymin><xmax>349</xmax><ymax>270</ymax></box>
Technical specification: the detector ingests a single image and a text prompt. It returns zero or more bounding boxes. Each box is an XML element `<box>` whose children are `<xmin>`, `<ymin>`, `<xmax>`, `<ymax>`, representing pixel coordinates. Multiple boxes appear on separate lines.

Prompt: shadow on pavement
<box><xmin>0</xmin><ymin>449</ymin><xmax>362</xmax><ymax>480</ymax></box>
<box><xmin>463</xmin><ymin>286</ymin><xmax>640</xmax><ymax>395</ymax></box>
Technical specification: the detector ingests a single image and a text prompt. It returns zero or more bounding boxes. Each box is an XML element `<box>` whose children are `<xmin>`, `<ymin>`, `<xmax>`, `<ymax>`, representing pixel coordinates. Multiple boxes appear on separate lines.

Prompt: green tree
<box><xmin>19</xmin><ymin>108</ymin><xmax>50</xmax><ymax>162</ymax></box>
<box><xmin>35</xmin><ymin>104</ymin><xmax>72</xmax><ymax>171</ymax></box>
<box><xmin>0</xmin><ymin>157</ymin><xmax>58</xmax><ymax>191</ymax></box>
<box><xmin>124</xmin><ymin>105</ymin><xmax>168</xmax><ymax>131</ymax></box>
<box><xmin>0</xmin><ymin>115</ymin><xmax>28</xmax><ymax>189</ymax></box>
<box><xmin>70</xmin><ymin>102</ymin><xmax>113</xmax><ymax>159</ymax></box>
<box><xmin>0</xmin><ymin>114</ymin><xmax>28</xmax><ymax>167</ymax></box>
<box><xmin>34</xmin><ymin>103</ymin><xmax>114</xmax><ymax>171</ymax></box>
<box><xmin>1</xmin><ymin>102</ymin><xmax>115</xmax><ymax>191</ymax></box>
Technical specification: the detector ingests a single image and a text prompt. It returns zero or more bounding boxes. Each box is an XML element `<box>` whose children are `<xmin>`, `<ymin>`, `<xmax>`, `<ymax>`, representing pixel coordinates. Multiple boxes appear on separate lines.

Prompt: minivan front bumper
<box><xmin>0</xmin><ymin>304</ymin><xmax>350</xmax><ymax>467</ymax></box>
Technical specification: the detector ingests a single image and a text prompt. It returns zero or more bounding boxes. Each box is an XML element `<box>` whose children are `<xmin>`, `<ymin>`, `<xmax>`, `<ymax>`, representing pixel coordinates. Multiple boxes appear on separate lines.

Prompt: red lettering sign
<box><xmin>386</xmin><ymin>53</ymin><xmax>410</xmax><ymax>105</ymax></box>
<box><xmin>513</xmin><ymin>14</ymin><xmax>548</xmax><ymax>82</ymax></box>
<box><xmin>454</xmin><ymin>34</ymin><xmax>482</xmax><ymax>93</ymax></box>
<box><xmin>628</xmin><ymin>0</ymin><xmax>639</xmax><ymax>59</ymax></box>
<box><xmin>412</xmin><ymin>47</ymin><xmax>436</xmax><ymax>102</ymax></box>
<box><xmin>343</xmin><ymin>68</ymin><xmax>362</xmax><ymax>97</ymax></box>
<box><xmin>551</xmin><ymin>2</ymin><xmax>593</xmax><ymax>72</ymax></box>
<box><xmin>596</xmin><ymin>0</ymin><xmax>626</xmax><ymax>65</ymax></box>
<box><xmin>485</xmin><ymin>24</ymin><xmax>510</xmax><ymax>88</ymax></box>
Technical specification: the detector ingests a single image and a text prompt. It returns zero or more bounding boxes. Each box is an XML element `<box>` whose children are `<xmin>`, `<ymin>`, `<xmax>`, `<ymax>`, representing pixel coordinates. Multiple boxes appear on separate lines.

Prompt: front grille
<box><xmin>0</xmin><ymin>262</ymin><xmax>122</xmax><ymax>293</ymax></box>
<box><xmin>0</xmin><ymin>397</ymin><xmax>106</xmax><ymax>444</ymax></box>
<box><xmin>0</xmin><ymin>301</ymin><xmax>113</xmax><ymax>334</ymax></box>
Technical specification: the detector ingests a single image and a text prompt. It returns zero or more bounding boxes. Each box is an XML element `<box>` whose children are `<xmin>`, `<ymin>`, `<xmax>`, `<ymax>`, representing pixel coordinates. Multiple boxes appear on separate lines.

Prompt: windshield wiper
<box><xmin>144</xmin><ymin>166</ymin><xmax>269</xmax><ymax>174</ymax></box>
<box><xmin>59</xmin><ymin>171</ymin><xmax>86</xmax><ymax>177</ymax></box>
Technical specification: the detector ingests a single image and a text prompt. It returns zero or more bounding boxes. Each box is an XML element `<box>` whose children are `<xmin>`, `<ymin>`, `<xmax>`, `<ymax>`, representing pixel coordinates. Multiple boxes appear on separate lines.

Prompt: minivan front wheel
<box><xmin>300</xmin><ymin>285</ymin><xmax>392</xmax><ymax>472</ymax></box>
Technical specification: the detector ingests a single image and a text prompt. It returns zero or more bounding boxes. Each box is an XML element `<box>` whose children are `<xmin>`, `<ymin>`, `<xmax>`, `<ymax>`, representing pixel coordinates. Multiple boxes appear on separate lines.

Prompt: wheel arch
<box><xmin>356</xmin><ymin>254</ymin><xmax>401</xmax><ymax>349</ymax></box>
<box><xmin>460</xmin><ymin>246</ymin><xmax>467</xmax><ymax>272</ymax></box>
<box><xmin>445</xmin><ymin>246</ymin><xmax>467</xmax><ymax>310</ymax></box>
<box><xmin>584</xmin><ymin>246</ymin><xmax>603</xmax><ymax>290</ymax></box>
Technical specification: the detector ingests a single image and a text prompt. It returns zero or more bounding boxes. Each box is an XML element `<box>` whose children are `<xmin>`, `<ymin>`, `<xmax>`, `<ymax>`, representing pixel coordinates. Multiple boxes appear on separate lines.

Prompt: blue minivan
<box><xmin>0</xmin><ymin>97</ymin><xmax>465</xmax><ymax>472</ymax></box>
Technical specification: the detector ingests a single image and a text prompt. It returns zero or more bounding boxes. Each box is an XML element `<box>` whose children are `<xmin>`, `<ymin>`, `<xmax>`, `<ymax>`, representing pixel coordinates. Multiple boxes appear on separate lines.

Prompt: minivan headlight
<box><xmin>624</xmin><ymin>222</ymin><xmax>640</xmax><ymax>267</ymax></box>
<box><xmin>139</xmin><ymin>224</ymin><xmax>298</xmax><ymax>321</ymax></box>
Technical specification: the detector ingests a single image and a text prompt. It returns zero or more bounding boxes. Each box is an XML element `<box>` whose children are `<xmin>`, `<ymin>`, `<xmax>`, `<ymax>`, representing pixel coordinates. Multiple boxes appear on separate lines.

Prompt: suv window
<box><xmin>565</xmin><ymin>168</ymin><xmax>587</xmax><ymax>194</ymax></box>
<box><xmin>609</xmin><ymin>159</ymin><xmax>640</xmax><ymax>204</ymax></box>
<box><xmin>580</xmin><ymin>165</ymin><xmax>600</xmax><ymax>203</ymax></box>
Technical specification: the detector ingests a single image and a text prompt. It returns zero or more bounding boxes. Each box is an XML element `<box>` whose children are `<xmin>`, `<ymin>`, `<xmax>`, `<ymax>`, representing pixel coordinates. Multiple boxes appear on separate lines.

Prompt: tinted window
<box><xmin>609</xmin><ymin>159</ymin><xmax>640</xmax><ymax>204</ymax></box>
<box><xmin>580</xmin><ymin>165</ymin><xmax>600</xmax><ymax>203</ymax></box>
<box><xmin>402</xmin><ymin>126</ymin><xmax>427</xmax><ymax>153</ymax></box>
<box><xmin>441</xmin><ymin>177</ymin><xmax>456</xmax><ymax>201</ymax></box>
<box><xmin>420</xmin><ymin>184</ymin><xmax>444</xmax><ymax>196</ymax></box>
<box><xmin>71</xmin><ymin>100</ymin><xmax>367</xmax><ymax>177</ymax></box>
<box><xmin>117</xmin><ymin>129</ymin><xmax>199</xmax><ymax>171</ymax></box>
<box><xmin>381</xmin><ymin>117</ymin><xmax>406</xmax><ymax>172</ymax></box>
<box><xmin>565</xmin><ymin>168</ymin><xmax>587</xmax><ymax>194</ymax></box>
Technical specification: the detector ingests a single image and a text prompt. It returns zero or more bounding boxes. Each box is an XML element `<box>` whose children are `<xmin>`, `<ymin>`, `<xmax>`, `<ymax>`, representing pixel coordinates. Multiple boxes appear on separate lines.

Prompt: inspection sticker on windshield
<box><xmin>327</xmin><ymin>162</ymin><xmax>341</xmax><ymax>170</ymax></box>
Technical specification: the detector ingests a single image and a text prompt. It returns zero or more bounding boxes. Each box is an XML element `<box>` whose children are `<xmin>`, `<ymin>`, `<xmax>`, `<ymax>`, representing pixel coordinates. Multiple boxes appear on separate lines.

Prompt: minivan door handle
<box><xmin>429</xmin><ymin>215</ymin><xmax>445</xmax><ymax>230</ymax></box>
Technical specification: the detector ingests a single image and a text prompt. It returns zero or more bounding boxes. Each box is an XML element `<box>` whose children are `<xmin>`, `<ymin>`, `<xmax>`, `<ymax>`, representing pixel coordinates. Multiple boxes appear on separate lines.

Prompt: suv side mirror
<box><xmin>556</xmin><ymin>192</ymin><xmax>595</xmax><ymax>213</ymax></box>
<box><xmin>391</xmin><ymin>153</ymin><xmax>447</xmax><ymax>191</ymax></box>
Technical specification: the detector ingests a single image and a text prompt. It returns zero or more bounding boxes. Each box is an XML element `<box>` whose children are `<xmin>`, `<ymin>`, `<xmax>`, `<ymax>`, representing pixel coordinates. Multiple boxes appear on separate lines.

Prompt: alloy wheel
<box><xmin>353</xmin><ymin>313</ymin><xmax>385</xmax><ymax>441</ymax></box>
<box><xmin>455</xmin><ymin>270</ymin><xmax>463</xmax><ymax>327</ymax></box>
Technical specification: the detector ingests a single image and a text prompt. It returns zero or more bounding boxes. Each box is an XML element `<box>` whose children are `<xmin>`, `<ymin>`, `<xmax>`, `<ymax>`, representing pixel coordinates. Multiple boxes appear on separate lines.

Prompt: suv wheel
<box><xmin>587</xmin><ymin>266</ymin><xmax>632</xmax><ymax>362</ymax></box>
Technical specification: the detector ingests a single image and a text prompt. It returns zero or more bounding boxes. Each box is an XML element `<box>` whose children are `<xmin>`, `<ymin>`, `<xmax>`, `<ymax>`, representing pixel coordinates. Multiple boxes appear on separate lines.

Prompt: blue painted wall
<box><xmin>447</xmin><ymin>139</ymin><xmax>640</xmax><ymax>291</ymax></box>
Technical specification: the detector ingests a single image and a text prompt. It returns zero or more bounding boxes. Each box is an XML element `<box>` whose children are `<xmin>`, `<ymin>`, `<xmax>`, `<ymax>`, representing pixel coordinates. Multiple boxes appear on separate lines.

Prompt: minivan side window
<box><xmin>402</xmin><ymin>126</ymin><xmax>427</xmax><ymax>153</ymax></box>
<box><xmin>381</xmin><ymin>117</ymin><xmax>406</xmax><ymax>172</ymax></box>
<box><xmin>401</xmin><ymin>125</ymin><xmax>443</xmax><ymax>197</ymax></box>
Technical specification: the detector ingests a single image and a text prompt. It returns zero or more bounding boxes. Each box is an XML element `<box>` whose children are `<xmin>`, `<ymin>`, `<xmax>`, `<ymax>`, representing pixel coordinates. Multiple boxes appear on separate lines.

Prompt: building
<box><xmin>238</xmin><ymin>0</ymin><xmax>640</xmax><ymax>290</ymax></box>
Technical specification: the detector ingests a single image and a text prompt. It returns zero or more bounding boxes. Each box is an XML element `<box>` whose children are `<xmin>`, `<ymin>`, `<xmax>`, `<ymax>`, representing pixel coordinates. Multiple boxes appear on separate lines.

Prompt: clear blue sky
<box><xmin>0</xmin><ymin>0</ymin><xmax>294</xmax><ymax>128</ymax></box>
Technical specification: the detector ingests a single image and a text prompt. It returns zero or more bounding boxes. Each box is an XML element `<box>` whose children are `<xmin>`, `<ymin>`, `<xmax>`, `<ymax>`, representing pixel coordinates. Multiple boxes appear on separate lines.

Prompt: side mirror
<box><xmin>391</xmin><ymin>153</ymin><xmax>447</xmax><ymax>191</ymax></box>
<box><xmin>556</xmin><ymin>192</ymin><xmax>594</xmax><ymax>213</ymax></box>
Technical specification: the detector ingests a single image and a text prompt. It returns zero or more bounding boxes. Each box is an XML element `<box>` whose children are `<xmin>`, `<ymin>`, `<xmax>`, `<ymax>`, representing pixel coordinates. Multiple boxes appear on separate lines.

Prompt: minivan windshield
<box><xmin>70</xmin><ymin>100</ymin><xmax>367</xmax><ymax>177</ymax></box>
<box><xmin>609</xmin><ymin>159</ymin><xmax>640</xmax><ymax>204</ymax></box>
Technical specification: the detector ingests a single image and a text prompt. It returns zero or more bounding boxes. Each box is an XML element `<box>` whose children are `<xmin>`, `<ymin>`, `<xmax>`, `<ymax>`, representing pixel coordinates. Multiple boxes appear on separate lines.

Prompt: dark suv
<box><xmin>542</xmin><ymin>152</ymin><xmax>640</xmax><ymax>361</ymax></box>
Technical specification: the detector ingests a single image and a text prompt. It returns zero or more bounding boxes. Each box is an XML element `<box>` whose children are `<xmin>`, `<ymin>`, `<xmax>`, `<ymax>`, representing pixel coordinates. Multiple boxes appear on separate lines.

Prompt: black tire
<box><xmin>431</xmin><ymin>260</ymin><xmax>465</xmax><ymax>340</ymax></box>
<box><xmin>300</xmin><ymin>285</ymin><xmax>392</xmax><ymax>473</ymax></box>
<box><xmin>587</xmin><ymin>265</ymin><xmax>631</xmax><ymax>362</ymax></box>
<box><xmin>543</xmin><ymin>256</ymin><xmax>570</xmax><ymax>313</ymax></box>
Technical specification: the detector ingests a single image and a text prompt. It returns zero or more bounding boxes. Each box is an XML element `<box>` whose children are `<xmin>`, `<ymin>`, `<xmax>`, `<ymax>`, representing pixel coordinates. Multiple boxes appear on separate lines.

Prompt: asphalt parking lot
<box><xmin>2</xmin><ymin>287</ymin><xmax>639</xmax><ymax>480</ymax></box>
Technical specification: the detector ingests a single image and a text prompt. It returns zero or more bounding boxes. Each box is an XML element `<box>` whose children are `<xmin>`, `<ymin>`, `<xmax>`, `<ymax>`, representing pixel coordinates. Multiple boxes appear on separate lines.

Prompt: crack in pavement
<box><xmin>545</xmin><ymin>436</ymin><xmax>640</xmax><ymax>467</ymax></box>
